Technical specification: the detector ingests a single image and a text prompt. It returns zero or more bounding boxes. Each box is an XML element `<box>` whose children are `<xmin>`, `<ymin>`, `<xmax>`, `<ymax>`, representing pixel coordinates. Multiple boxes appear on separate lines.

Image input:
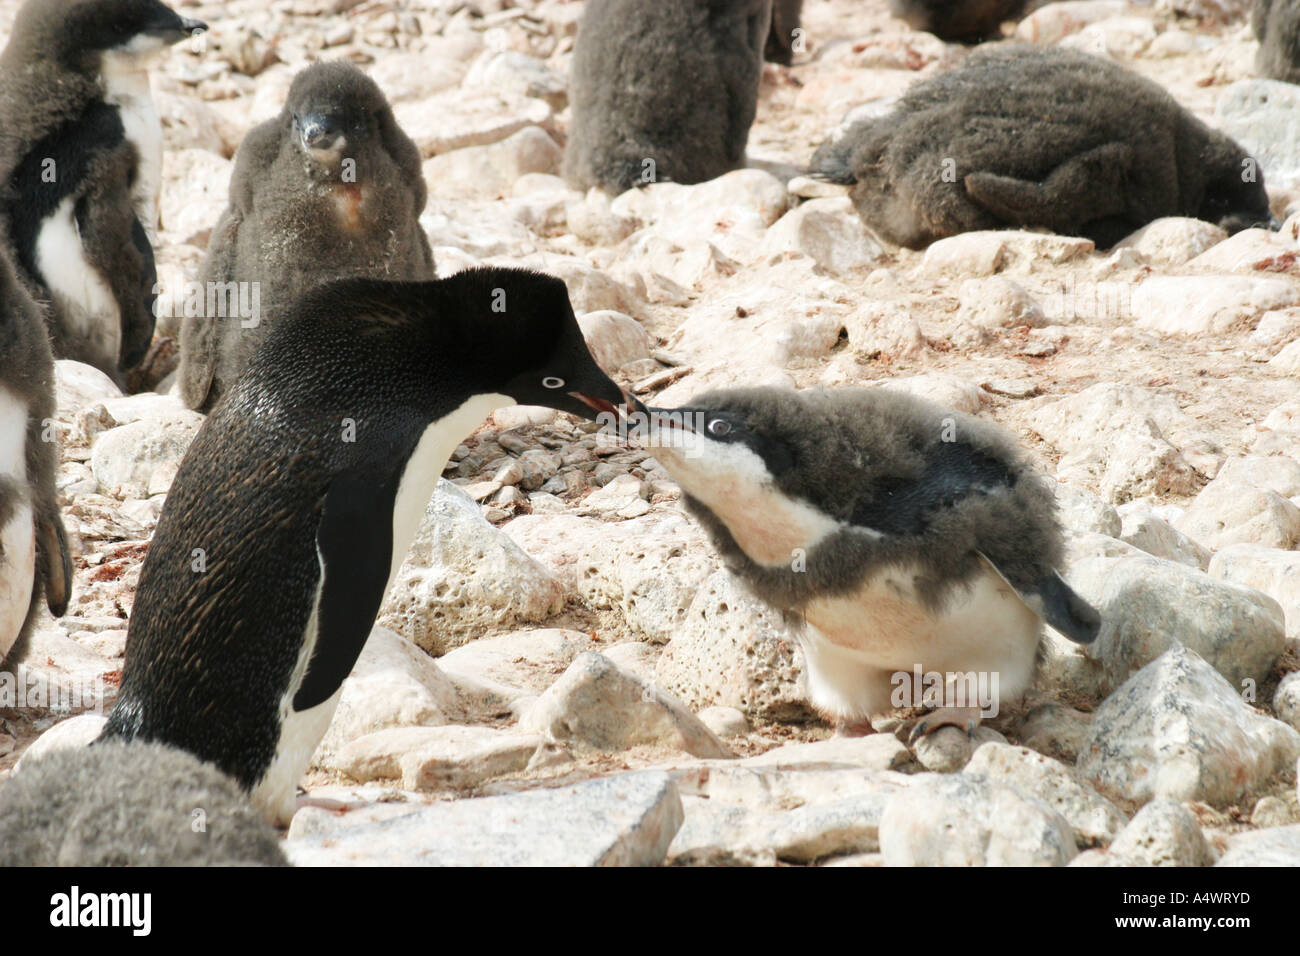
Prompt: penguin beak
<box><xmin>146</xmin><ymin>14</ymin><xmax>207</xmax><ymax>44</ymax></box>
<box><xmin>296</xmin><ymin>114</ymin><xmax>346</xmax><ymax>156</ymax></box>
<box><xmin>568</xmin><ymin>387</ymin><xmax>644</xmax><ymax>419</ymax></box>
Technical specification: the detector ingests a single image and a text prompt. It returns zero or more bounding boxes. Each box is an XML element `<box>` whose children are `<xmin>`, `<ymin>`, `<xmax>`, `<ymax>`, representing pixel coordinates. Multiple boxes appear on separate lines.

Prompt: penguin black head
<box><xmin>9</xmin><ymin>0</ymin><xmax>206</xmax><ymax>68</ymax></box>
<box><xmin>284</xmin><ymin>62</ymin><xmax>394</xmax><ymax>167</ymax></box>
<box><xmin>244</xmin><ymin>268</ymin><xmax>643</xmax><ymax>426</ymax></box>
<box><xmin>1198</xmin><ymin>144</ymin><xmax>1278</xmax><ymax>234</ymax></box>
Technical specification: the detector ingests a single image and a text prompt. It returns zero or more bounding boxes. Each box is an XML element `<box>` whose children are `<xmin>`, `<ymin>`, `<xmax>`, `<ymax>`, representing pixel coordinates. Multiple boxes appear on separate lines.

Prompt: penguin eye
<box><xmin>542</xmin><ymin>376</ymin><xmax>565</xmax><ymax>389</ymax></box>
<box><xmin>708</xmin><ymin>419</ymin><xmax>732</xmax><ymax>437</ymax></box>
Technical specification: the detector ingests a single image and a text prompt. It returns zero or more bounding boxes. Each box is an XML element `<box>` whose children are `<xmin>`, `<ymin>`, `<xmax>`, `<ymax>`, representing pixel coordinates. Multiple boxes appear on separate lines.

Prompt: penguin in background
<box><xmin>1254</xmin><ymin>0</ymin><xmax>1300</xmax><ymax>84</ymax></box>
<box><xmin>563</xmin><ymin>0</ymin><xmax>773</xmax><ymax>193</ymax></box>
<box><xmin>104</xmin><ymin>269</ymin><xmax>639</xmax><ymax>825</ymax></box>
<box><xmin>765</xmin><ymin>0</ymin><xmax>804</xmax><ymax>64</ymax></box>
<box><xmin>178</xmin><ymin>61</ymin><xmax>434</xmax><ymax>413</ymax></box>
<box><xmin>0</xmin><ymin>739</ymin><xmax>288</xmax><ymax>866</ymax></box>
<box><xmin>0</xmin><ymin>246</ymin><xmax>71</xmax><ymax>670</ymax></box>
<box><xmin>641</xmin><ymin>387</ymin><xmax>1100</xmax><ymax>739</ymax></box>
<box><xmin>889</xmin><ymin>0</ymin><xmax>1029</xmax><ymax>43</ymax></box>
<box><xmin>0</xmin><ymin>0</ymin><xmax>206</xmax><ymax>385</ymax></box>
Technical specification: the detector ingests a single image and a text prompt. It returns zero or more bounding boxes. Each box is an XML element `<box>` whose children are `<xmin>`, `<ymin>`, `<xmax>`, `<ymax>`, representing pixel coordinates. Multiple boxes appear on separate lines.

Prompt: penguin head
<box><xmin>479</xmin><ymin>269</ymin><xmax>644</xmax><ymax>425</ymax></box>
<box><xmin>1199</xmin><ymin>143</ymin><xmax>1277</xmax><ymax>234</ymax></box>
<box><xmin>14</xmin><ymin>0</ymin><xmax>206</xmax><ymax>66</ymax></box>
<box><xmin>285</xmin><ymin>62</ymin><xmax>393</xmax><ymax>168</ymax></box>
<box><xmin>641</xmin><ymin>388</ymin><xmax>800</xmax><ymax>508</ymax></box>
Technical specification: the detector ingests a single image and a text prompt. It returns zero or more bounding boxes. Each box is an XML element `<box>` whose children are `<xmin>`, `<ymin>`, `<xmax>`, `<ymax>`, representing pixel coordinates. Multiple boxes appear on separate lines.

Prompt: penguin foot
<box><xmin>834</xmin><ymin>717</ymin><xmax>876</xmax><ymax>738</ymax></box>
<box><xmin>906</xmin><ymin>706</ymin><xmax>982</xmax><ymax>746</ymax></box>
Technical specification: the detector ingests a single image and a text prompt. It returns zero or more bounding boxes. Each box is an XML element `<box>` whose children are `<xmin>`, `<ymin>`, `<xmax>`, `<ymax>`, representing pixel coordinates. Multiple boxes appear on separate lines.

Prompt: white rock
<box><xmin>1209</xmin><ymin>544</ymin><xmax>1300</xmax><ymax>640</ymax></box>
<box><xmin>740</xmin><ymin>735</ymin><xmax>916</xmax><ymax>773</ymax></box>
<box><xmin>1072</xmin><ymin>800</ymin><xmax>1213</xmax><ymax>866</ymax></box>
<box><xmin>1056</xmin><ymin>484</ymin><xmax>1122</xmax><ymax>537</ymax></box>
<box><xmin>875</xmin><ymin>373</ymin><xmax>981</xmax><ymax>414</ymax></box>
<box><xmin>696</xmin><ymin>706</ymin><xmax>750</xmax><ymax>738</ymax></box>
<box><xmin>879</xmin><ymin>774</ymin><xmax>1078</xmax><ymax>866</ymax></box>
<box><xmin>13</xmin><ymin>714</ymin><xmax>107</xmax><ymax>773</ymax></box>
<box><xmin>1132</xmin><ymin>276</ymin><xmax>1300</xmax><ymax>336</ymax></box>
<box><xmin>394</xmin><ymin>91</ymin><xmax>552</xmax><ymax>159</ymax></box>
<box><xmin>655</xmin><ymin>570</ymin><xmax>812</xmax><ymax>722</ymax></box>
<box><xmin>1275</xmin><ymin>672</ymin><xmax>1300</xmax><ymax>732</ymax></box>
<box><xmin>958</xmin><ymin>277</ymin><xmax>1047</xmax><ymax>328</ymax></box>
<box><xmin>435</xmin><ymin>628</ymin><xmax>596</xmax><ymax>695</ymax></box>
<box><xmin>758</xmin><ymin>196</ymin><xmax>885</xmax><ymax>275</ymax></box>
<box><xmin>1114</xmin><ymin>217</ymin><xmax>1228</xmax><ymax>266</ymax></box>
<box><xmin>1175</xmin><ymin>474</ymin><xmax>1300</xmax><ymax>550</ymax></box>
<box><xmin>1117</xmin><ymin>506</ymin><xmax>1209</xmax><ymax>569</ymax></box>
<box><xmin>422</xmin><ymin>126</ymin><xmax>562</xmax><ymax>200</ymax></box>
<box><xmin>521</xmin><ymin>652</ymin><xmax>731</xmax><ymax>758</ymax></box>
<box><xmin>964</xmin><ymin>743</ymin><xmax>1127</xmax><ymax>847</ymax></box>
<box><xmin>1077</xmin><ymin>646</ymin><xmax>1300</xmax><ymax>807</ymax></box>
<box><xmin>288</xmin><ymin>771</ymin><xmax>684</xmax><ymax>866</ymax></box>
<box><xmin>311</xmin><ymin>627</ymin><xmax>460</xmax><ymax>771</ymax></box>
<box><xmin>1015</xmin><ymin>1</ymin><xmax>1132</xmax><ymax>45</ymax></box>
<box><xmin>55</xmin><ymin>361</ymin><xmax>123</xmax><ymax>420</ymax></box>
<box><xmin>90</xmin><ymin>413</ymin><xmax>203</xmax><ymax>499</ymax></box>
<box><xmin>1214</xmin><ymin>79</ymin><xmax>1300</xmax><ymax>193</ymax></box>
<box><xmin>337</xmin><ymin>725</ymin><xmax>542</xmax><ymax>791</ymax></box>
<box><xmin>923</xmin><ymin>231</ymin><xmax>1092</xmax><ymax>277</ymax></box>
<box><xmin>577</xmin><ymin>310</ymin><xmax>651</xmax><ymax>372</ymax></box>
<box><xmin>1215</xmin><ymin>825</ymin><xmax>1300</xmax><ymax>866</ymax></box>
<box><xmin>378</xmin><ymin>480</ymin><xmax>565</xmax><ymax>655</ymax></box>
<box><xmin>1068</xmin><ymin>555</ymin><xmax>1285</xmax><ymax>691</ymax></box>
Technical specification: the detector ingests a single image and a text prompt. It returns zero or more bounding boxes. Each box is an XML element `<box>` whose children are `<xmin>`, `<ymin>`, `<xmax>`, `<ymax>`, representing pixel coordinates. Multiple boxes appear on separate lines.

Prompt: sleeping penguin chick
<box><xmin>0</xmin><ymin>0</ymin><xmax>206</xmax><ymax>384</ymax></box>
<box><xmin>563</xmin><ymin>0</ymin><xmax>772</xmax><ymax>192</ymax></box>
<box><xmin>104</xmin><ymin>268</ymin><xmax>638</xmax><ymax>825</ymax></box>
<box><xmin>810</xmin><ymin>44</ymin><xmax>1276</xmax><ymax>249</ymax></box>
<box><xmin>0</xmin><ymin>739</ymin><xmax>287</xmax><ymax>866</ymax></box>
<box><xmin>643</xmin><ymin>387</ymin><xmax>1100</xmax><ymax>739</ymax></box>
<box><xmin>889</xmin><ymin>0</ymin><xmax>1028</xmax><ymax>42</ymax></box>
<box><xmin>766</xmin><ymin>0</ymin><xmax>804</xmax><ymax>64</ymax></box>
<box><xmin>178</xmin><ymin>61</ymin><xmax>433</xmax><ymax>412</ymax></box>
<box><xmin>0</xmin><ymin>247</ymin><xmax>71</xmax><ymax>670</ymax></box>
<box><xmin>1254</xmin><ymin>0</ymin><xmax>1300</xmax><ymax>84</ymax></box>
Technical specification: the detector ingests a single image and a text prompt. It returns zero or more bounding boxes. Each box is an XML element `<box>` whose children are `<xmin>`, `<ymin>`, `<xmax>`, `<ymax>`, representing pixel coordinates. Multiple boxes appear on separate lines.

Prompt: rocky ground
<box><xmin>2</xmin><ymin>0</ymin><xmax>1300</xmax><ymax>866</ymax></box>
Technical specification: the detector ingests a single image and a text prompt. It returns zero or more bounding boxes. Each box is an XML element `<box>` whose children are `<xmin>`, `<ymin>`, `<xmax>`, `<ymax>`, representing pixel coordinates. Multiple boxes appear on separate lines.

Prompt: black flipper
<box><xmin>291</xmin><ymin>465</ymin><xmax>402</xmax><ymax>711</ymax></box>
<box><xmin>1016</xmin><ymin>567</ymin><xmax>1101</xmax><ymax>644</ymax></box>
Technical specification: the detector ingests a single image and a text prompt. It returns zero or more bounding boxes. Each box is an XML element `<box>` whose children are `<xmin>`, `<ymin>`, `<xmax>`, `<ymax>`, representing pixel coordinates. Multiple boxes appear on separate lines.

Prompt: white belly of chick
<box><xmin>800</xmin><ymin>558</ymin><xmax>1042</xmax><ymax>706</ymax></box>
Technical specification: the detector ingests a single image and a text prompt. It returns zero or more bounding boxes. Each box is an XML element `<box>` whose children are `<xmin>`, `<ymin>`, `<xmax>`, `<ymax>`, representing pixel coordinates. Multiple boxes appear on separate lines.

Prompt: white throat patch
<box><xmin>651</xmin><ymin>425</ymin><xmax>840</xmax><ymax>567</ymax></box>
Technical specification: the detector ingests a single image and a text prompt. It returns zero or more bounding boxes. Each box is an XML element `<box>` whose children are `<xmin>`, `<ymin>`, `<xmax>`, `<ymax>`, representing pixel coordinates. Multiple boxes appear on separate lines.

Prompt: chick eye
<box><xmin>542</xmin><ymin>376</ymin><xmax>565</xmax><ymax>389</ymax></box>
<box><xmin>708</xmin><ymin>419</ymin><xmax>731</xmax><ymax>437</ymax></box>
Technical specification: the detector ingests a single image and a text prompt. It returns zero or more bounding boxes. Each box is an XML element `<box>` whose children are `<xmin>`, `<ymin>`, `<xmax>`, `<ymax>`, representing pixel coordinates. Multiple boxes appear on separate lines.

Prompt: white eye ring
<box><xmin>542</xmin><ymin>376</ymin><xmax>565</xmax><ymax>389</ymax></box>
<box><xmin>708</xmin><ymin>419</ymin><xmax>731</xmax><ymax>436</ymax></box>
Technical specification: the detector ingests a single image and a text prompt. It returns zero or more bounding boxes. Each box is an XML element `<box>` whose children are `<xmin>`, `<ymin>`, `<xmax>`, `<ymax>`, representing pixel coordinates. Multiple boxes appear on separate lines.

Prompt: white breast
<box><xmin>36</xmin><ymin>197</ymin><xmax>122</xmax><ymax>366</ymax></box>
<box><xmin>251</xmin><ymin>392</ymin><xmax>512</xmax><ymax>825</ymax></box>
<box><xmin>0</xmin><ymin>386</ymin><xmax>35</xmax><ymax>656</ymax></box>
<box><xmin>797</xmin><ymin>558</ymin><xmax>1042</xmax><ymax>721</ymax></box>
<box><xmin>100</xmin><ymin>54</ymin><xmax>162</xmax><ymax>235</ymax></box>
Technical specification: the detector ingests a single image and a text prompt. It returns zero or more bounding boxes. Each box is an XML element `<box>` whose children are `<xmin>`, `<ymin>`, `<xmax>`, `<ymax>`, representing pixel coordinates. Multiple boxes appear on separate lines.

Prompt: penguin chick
<box><xmin>889</xmin><ymin>0</ymin><xmax>1028</xmax><ymax>42</ymax></box>
<box><xmin>563</xmin><ymin>0</ymin><xmax>772</xmax><ymax>192</ymax></box>
<box><xmin>0</xmin><ymin>0</ymin><xmax>206</xmax><ymax>383</ymax></box>
<box><xmin>0</xmin><ymin>739</ymin><xmax>287</xmax><ymax>865</ymax></box>
<box><xmin>810</xmin><ymin>44</ymin><xmax>1276</xmax><ymax>249</ymax></box>
<box><xmin>103</xmin><ymin>268</ymin><xmax>638</xmax><ymax>825</ymax></box>
<box><xmin>643</xmin><ymin>387</ymin><xmax>1099</xmax><ymax>738</ymax></box>
<box><xmin>765</xmin><ymin>0</ymin><xmax>804</xmax><ymax>64</ymax></box>
<box><xmin>0</xmin><ymin>247</ymin><xmax>71</xmax><ymax>669</ymax></box>
<box><xmin>1254</xmin><ymin>0</ymin><xmax>1300</xmax><ymax>84</ymax></box>
<box><xmin>178</xmin><ymin>61</ymin><xmax>434</xmax><ymax>413</ymax></box>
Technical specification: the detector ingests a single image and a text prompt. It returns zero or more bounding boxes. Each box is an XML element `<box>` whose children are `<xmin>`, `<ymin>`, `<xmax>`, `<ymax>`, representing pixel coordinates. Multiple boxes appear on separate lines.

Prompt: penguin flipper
<box><xmin>978</xmin><ymin>553</ymin><xmax>1101</xmax><ymax>645</ymax></box>
<box><xmin>963</xmin><ymin>142</ymin><xmax>1133</xmax><ymax>226</ymax></box>
<box><xmin>36</xmin><ymin>505</ymin><xmax>71</xmax><ymax>617</ymax></box>
<box><xmin>291</xmin><ymin>466</ymin><xmax>402</xmax><ymax>712</ymax></box>
<box><xmin>180</xmin><ymin>212</ymin><xmax>238</xmax><ymax>410</ymax></box>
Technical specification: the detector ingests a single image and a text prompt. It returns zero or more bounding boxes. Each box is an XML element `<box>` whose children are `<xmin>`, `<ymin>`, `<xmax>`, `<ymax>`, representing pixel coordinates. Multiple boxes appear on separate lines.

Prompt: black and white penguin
<box><xmin>811</xmin><ymin>44</ymin><xmax>1276</xmax><ymax>249</ymax></box>
<box><xmin>0</xmin><ymin>0</ymin><xmax>205</xmax><ymax>383</ymax></box>
<box><xmin>179</xmin><ymin>61</ymin><xmax>434</xmax><ymax>413</ymax></box>
<box><xmin>0</xmin><ymin>246</ymin><xmax>71</xmax><ymax>669</ymax></box>
<box><xmin>103</xmin><ymin>268</ymin><xmax>638</xmax><ymax>825</ymax></box>
<box><xmin>563</xmin><ymin>0</ymin><xmax>772</xmax><ymax>192</ymax></box>
<box><xmin>889</xmin><ymin>0</ymin><xmax>1028</xmax><ymax>43</ymax></box>
<box><xmin>0</xmin><ymin>739</ymin><xmax>287</xmax><ymax>866</ymax></box>
<box><xmin>641</xmin><ymin>387</ymin><xmax>1100</xmax><ymax>738</ymax></box>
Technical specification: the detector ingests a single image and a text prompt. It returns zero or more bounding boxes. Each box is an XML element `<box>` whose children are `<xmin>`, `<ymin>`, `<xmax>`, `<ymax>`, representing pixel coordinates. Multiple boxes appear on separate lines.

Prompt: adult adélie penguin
<box><xmin>101</xmin><ymin>268</ymin><xmax>641</xmax><ymax>825</ymax></box>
